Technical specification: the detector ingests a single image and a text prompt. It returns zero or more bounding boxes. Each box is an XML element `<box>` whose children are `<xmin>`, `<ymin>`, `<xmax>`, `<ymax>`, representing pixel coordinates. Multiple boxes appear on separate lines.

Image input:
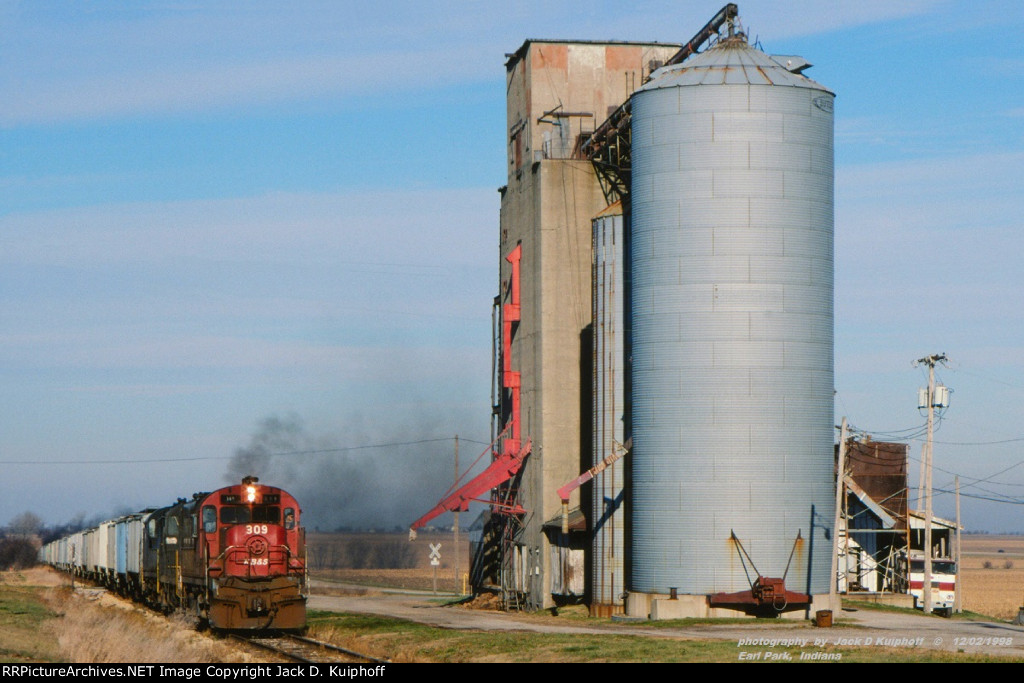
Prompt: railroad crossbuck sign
<box><xmin>430</xmin><ymin>543</ymin><xmax>442</xmax><ymax>566</ymax></box>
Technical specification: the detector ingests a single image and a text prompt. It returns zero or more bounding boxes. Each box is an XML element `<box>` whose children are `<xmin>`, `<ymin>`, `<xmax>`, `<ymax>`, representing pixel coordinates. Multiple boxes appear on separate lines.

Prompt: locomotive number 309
<box><xmin>245</xmin><ymin>524</ymin><xmax>269</xmax><ymax>535</ymax></box>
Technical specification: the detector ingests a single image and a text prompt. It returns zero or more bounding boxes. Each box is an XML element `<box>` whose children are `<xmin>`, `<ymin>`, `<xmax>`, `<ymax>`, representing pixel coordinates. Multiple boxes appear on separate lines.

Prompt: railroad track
<box><xmin>232</xmin><ymin>632</ymin><xmax>390</xmax><ymax>664</ymax></box>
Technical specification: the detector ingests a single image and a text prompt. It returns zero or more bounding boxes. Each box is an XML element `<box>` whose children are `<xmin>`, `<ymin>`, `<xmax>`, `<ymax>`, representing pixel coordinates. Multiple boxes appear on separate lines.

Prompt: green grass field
<box><xmin>0</xmin><ymin>574</ymin><xmax>60</xmax><ymax>662</ymax></box>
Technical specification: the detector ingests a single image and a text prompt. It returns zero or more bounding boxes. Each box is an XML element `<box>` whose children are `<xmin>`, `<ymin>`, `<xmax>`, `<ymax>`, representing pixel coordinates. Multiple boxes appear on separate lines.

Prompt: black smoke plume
<box><xmin>226</xmin><ymin>414</ymin><xmax>482</xmax><ymax>531</ymax></box>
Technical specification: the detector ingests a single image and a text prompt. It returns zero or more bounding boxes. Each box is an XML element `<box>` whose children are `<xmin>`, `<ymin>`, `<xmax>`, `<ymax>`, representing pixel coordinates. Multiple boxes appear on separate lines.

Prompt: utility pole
<box><xmin>913</xmin><ymin>352</ymin><xmax>948</xmax><ymax>614</ymax></box>
<box><xmin>955</xmin><ymin>475</ymin><xmax>962</xmax><ymax>614</ymax></box>
<box><xmin>831</xmin><ymin>417</ymin><xmax>849</xmax><ymax>601</ymax></box>
<box><xmin>453</xmin><ymin>435</ymin><xmax>460</xmax><ymax>595</ymax></box>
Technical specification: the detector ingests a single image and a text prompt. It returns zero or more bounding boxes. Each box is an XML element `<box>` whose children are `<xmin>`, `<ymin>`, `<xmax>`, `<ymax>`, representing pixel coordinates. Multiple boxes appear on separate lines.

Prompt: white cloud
<box><xmin>0</xmin><ymin>186</ymin><xmax>497</xmax><ymax>391</ymax></box>
<box><xmin>838</xmin><ymin>151</ymin><xmax>1024</xmax><ymax>229</ymax></box>
<box><xmin>1</xmin><ymin>3</ymin><xmax>502</xmax><ymax>126</ymax></box>
<box><xmin>0</xmin><ymin>187</ymin><xmax>497</xmax><ymax>267</ymax></box>
<box><xmin>2</xmin><ymin>47</ymin><xmax>496</xmax><ymax>126</ymax></box>
<box><xmin>0</xmin><ymin>0</ymin><xmax>960</xmax><ymax>126</ymax></box>
<box><xmin>14</xmin><ymin>333</ymin><xmax>479</xmax><ymax>379</ymax></box>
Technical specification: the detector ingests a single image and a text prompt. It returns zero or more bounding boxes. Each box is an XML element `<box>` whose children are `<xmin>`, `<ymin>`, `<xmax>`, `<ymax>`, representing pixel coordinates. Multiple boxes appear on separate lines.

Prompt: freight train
<box><xmin>39</xmin><ymin>477</ymin><xmax>307</xmax><ymax>630</ymax></box>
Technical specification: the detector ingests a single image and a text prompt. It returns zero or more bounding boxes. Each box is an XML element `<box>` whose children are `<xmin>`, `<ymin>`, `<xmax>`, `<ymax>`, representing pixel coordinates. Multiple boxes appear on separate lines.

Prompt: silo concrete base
<box><xmin>626</xmin><ymin>592</ymin><xmax>839</xmax><ymax>621</ymax></box>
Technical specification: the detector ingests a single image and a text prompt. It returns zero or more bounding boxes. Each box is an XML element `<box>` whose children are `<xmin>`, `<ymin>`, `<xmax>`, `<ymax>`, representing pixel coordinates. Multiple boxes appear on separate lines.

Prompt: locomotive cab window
<box><xmin>219</xmin><ymin>506</ymin><xmax>280</xmax><ymax>525</ymax></box>
<box><xmin>220</xmin><ymin>506</ymin><xmax>248</xmax><ymax>524</ymax></box>
<box><xmin>284</xmin><ymin>508</ymin><xmax>295</xmax><ymax>530</ymax></box>
<box><xmin>165</xmin><ymin>516</ymin><xmax>179</xmax><ymax>540</ymax></box>
<box><xmin>253</xmin><ymin>506</ymin><xmax>280</xmax><ymax>524</ymax></box>
<box><xmin>203</xmin><ymin>506</ymin><xmax>217</xmax><ymax>533</ymax></box>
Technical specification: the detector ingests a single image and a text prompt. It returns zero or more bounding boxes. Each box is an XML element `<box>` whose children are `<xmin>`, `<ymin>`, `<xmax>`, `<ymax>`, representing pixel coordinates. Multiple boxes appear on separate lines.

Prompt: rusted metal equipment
<box><xmin>708</xmin><ymin>531</ymin><xmax>811</xmax><ymax>613</ymax></box>
<box><xmin>663</xmin><ymin>3</ymin><xmax>739</xmax><ymax>68</ymax></box>
<box><xmin>556</xmin><ymin>438</ymin><xmax>631</xmax><ymax>534</ymax></box>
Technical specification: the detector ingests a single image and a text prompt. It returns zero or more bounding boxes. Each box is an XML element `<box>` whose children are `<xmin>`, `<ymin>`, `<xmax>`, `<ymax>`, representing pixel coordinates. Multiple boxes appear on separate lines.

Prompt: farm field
<box><xmin>960</xmin><ymin>534</ymin><xmax>1024</xmax><ymax>620</ymax></box>
<box><xmin>307</xmin><ymin>531</ymin><xmax>471</xmax><ymax>594</ymax></box>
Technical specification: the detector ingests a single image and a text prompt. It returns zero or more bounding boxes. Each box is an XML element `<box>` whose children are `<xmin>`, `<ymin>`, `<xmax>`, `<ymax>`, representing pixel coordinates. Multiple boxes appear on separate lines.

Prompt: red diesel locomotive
<box><xmin>41</xmin><ymin>476</ymin><xmax>307</xmax><ymax>630</ymax></box>
<box><xmin>158</xmin><ymin>476</ymin><xmax>307</xmax><ymax>629</ymax></box>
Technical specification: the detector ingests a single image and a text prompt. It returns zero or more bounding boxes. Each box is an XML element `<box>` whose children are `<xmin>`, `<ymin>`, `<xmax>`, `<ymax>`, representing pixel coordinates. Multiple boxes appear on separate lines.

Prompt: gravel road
<box><xmin>308</xmin><ymin>590</ymin><xmax>1024</xmax><ymax>659</ymax></box>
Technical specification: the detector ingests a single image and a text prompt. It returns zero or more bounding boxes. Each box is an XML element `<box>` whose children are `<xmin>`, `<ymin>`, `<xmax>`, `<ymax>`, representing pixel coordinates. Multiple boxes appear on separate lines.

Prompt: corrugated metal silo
<box><xmin>591</xmin><ymin>202</ymin><xmax>627</xmax><ymax>614</ymax></box>
<box><xmin>629</xmin><ymin>35</ymin><xmax>835</xmax><ymax>598</ymax></box>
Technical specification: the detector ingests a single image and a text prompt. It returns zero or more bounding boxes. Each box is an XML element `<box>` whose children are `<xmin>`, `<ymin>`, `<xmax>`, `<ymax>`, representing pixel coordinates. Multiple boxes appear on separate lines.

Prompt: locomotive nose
<box><xmin>246</xmin><ymin>536</ymin><xmax>268</xmax><ymax>556</ymax></box>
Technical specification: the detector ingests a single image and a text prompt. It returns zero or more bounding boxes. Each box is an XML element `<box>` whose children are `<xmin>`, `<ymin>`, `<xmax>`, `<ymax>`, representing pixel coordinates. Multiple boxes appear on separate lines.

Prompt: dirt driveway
<box><xmin>308</xmin><ymin>591</ymin><xmax>1024</xmax><ymax>659</ymax></box>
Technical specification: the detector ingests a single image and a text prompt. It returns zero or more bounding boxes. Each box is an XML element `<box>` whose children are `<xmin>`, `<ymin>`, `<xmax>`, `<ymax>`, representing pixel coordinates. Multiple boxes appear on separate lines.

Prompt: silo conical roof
<box><xmin>640</xmin><ymin>35</ymin><xmax>833</xmax><ymax>93</ymax></box>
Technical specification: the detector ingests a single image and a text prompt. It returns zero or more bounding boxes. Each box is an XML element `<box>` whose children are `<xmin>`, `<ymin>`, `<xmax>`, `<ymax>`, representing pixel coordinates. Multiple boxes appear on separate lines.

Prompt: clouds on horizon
<box><xmin>0</xmin><ymin>187</ymin><xmax>495</xmax><ymax>386</ymax></box>
<box><xmin>2</xmin><ymin>1</ymin><xmax>950</xmax><ymax>127</ymax></box>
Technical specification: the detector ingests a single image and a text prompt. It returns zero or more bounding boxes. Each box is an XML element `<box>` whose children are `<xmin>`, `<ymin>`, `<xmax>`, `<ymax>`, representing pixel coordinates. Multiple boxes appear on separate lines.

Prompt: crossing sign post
<box><xmin>430</xmin><ymin>543</ymin><xmax>442</xmax><ymax>593</ymax></box>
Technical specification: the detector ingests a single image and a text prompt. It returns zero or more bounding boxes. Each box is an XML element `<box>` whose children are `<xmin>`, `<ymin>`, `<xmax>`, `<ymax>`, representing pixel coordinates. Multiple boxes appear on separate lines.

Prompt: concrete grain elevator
<box><xmin>413</xmin><ymin>4</ymin><xmax>837</xmax><ymax>618</ymax></box>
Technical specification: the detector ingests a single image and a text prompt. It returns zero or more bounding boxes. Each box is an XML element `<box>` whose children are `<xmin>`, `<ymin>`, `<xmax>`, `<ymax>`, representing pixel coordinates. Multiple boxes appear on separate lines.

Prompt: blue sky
<box><xmin>2</xmin><ymin>1</ymin><xmax>1023</xmax><ymax>532</ymax></box>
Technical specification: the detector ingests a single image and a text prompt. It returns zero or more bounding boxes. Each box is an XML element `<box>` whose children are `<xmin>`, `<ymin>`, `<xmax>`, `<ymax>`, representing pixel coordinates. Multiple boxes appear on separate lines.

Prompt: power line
<box><xmin>931</xmin><ymin>436</ymin><xmax>1024</xmax><ymax>446</ymax></box>
<box><xmin>910</xmin><ymin>450</ymin><xmax>1024</xmax><ymax>493</ymax></box>
<box><xmin>850</xmin><ymin>415</ymin><xmax>1024</xmax><ymax>447</ymax></box>
<box><xmin>847</xmin><ymin>417</ymin><xmax>938</xmax><ymax>442</ymax></box>
<box><xmin>953</xmin><ymin>367</ymin><xmax>1024</xmax><ymax>394</ymax></box>
<box><xmin>934</xmin><ymin>487</ymin><xmax>1024</xmax><ymax>506</ymax></box>
<box><xmin>0</xmin><ymin>437</ymin><xmax>473</xmax><ymax>466</ymax></box>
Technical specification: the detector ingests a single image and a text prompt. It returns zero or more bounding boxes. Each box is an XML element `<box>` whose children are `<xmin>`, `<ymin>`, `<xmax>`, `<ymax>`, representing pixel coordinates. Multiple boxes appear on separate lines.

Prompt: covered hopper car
<box><xmin>40</xmin><ymin>477</ymin><xmax>306</xmax><ymax>630</ymax></box>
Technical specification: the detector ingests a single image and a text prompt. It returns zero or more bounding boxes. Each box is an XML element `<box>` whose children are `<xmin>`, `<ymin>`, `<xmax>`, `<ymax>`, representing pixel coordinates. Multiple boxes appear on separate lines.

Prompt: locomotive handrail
<box><xmin>175</xmin><ymin>549</ymin><xmax>182</xmax><ymax>596</ymax></box>
<box><xmin>210</xmin><ymin>543</ymin><xmax>304</xmax><ymax>580</ymax></box>
<box><xmin>203</xmin><ymin>540</ymin><xmax>211</xmax><ymax>605</ymax></box>
<box><xmin>212</xmin><ymin>542</ymin><xmax>297</xmax><ymax>564</ymax></box>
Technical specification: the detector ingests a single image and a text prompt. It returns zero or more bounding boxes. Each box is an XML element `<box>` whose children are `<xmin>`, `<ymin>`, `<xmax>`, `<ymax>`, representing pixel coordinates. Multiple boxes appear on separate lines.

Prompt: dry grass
<box><xmin>961</xmin><ymin>535</ymin><xmax>1024</xmax><ymax>620</ymax></box>
<box><xmin>5</xmin><ymin>567</ymin><xmax>266</xmax><ymax>663</ymax></box>
<box><xmin>3</xmin><ymin>567</ymin><xmax>280</xmax><ymax>663</ymax></box>
<box><xmin>2</xmin><ymin>567</ymin><xmax>63</xmax><ymax>588</ymax></box>
<box><xmin>40</xmin><ymin>584</ymin><xmax>258</xmax><ymax>663</ymax></box>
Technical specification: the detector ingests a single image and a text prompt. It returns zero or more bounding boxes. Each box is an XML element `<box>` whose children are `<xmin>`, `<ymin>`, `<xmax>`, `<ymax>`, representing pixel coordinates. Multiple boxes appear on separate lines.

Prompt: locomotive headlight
<box><xmin>246</xmin><ymin>485</ymin><xmax>257</xmax><ymax>503</ymax></box>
